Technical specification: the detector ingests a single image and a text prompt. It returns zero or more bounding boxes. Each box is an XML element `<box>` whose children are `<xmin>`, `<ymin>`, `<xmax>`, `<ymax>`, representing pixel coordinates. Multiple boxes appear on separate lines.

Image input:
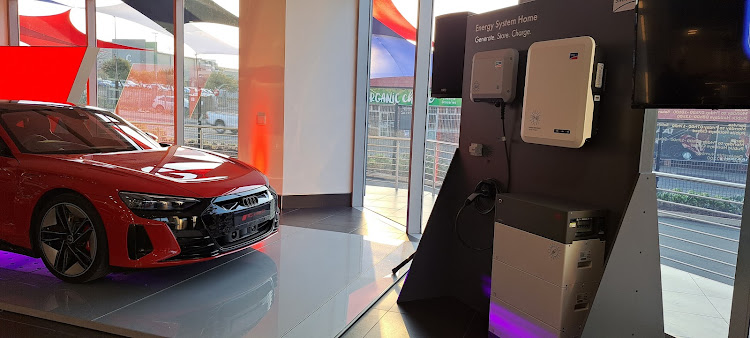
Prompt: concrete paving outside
<box><xmin>662</xmin><ymin>265</ymin><xmax>733</xmax><ymax>338</ymax></box>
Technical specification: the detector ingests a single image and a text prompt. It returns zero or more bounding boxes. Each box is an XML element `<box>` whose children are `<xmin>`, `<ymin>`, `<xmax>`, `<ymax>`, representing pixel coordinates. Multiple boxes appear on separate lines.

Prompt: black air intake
<box><xmin>127</xmin><ymin>224</ymin><xmax>154</xmax><ymax>260</ymax></box>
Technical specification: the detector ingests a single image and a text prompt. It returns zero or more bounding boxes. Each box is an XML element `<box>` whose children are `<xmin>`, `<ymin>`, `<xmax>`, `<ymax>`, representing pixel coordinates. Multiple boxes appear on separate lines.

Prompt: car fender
<box><xmin>10</xmin><ymin>157</ymin><xmax>196</xmax><ymax>263</ymax></box>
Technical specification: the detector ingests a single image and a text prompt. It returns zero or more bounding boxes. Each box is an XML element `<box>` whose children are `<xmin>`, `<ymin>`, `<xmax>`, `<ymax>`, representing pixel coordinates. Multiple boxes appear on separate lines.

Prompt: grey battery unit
<box><xmin>495</xmin><ymin>193</ymin><xmax>606</xmax><ymax>244</ymax></box>
<box><xmin>490</xmin><ymin>195</ymin><xmax>607</xmax><ymax>338</ymax></box>
<box><xmin>490</xmin><ymin>224</ymin><xmax>605</xmax><ymax>337</ymax></box>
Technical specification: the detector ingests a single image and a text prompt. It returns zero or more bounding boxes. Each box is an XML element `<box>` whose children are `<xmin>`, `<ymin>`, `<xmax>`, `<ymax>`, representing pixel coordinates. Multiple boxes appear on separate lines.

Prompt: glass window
<box><xmin>655</xmin><ymin>109</ymin><xmax>745</xmax><ymax>337</ymax></box>
<box><xmin>18</xmin><ymin>0</ymin><xmax>86</xmax><ymax>47</ymax></box>
<box><xmin>183</xmin><ymin>0</ymin><xmax>240</xmax><ymax>157</ymax></box>
<box><xmin>363</xmin><ymin>0</ymin><xmax>419</xmax><ymax>226</ymax></box>
<box><xmin>363</xmin><ymin>0</ymin><xmax>518</xmax><ymax>228</ymax></box>
<box><xmin>95</xmin><ymin>0</ymin><xmax>176</xmax><ymax>144</ymax></box>
<box><xmin>18</xmin><ymin>0</ymin><xmax>88</xmax><ymax>105</ymax></box>
<box><xmin>420</xmin><ymin>0</ymin><xmax>518</xmax><ymax>230</ymax></box>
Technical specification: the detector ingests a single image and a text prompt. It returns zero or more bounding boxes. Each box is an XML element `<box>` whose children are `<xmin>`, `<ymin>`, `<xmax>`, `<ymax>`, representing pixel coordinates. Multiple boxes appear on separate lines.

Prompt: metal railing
<box><xmin>97</xmin><ymin>85</ymin><xmax>239</xmax><ymax>114</ymax></box>
<box><xmin>365</xmin><ymin>135</ymin><xmax>458</xmax><ymax>193</ymax></box>
<box><xmin>185</xmin><ymin>124</ymin><xmax>239</xmax><ymax>157</ymax></box>
<box><xmin>655</xmin><ymin>171</ymin><xmax>744</xmax><ymax>283</ymax></box>
<box><xmin>125</xmin><ymin>121</ymin><xmax>239</xmax><ymax>157</ymax></box>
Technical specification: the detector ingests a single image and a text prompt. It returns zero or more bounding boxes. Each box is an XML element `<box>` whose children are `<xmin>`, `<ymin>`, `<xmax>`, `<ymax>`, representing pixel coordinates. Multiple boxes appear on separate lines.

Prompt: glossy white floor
<box><xmin>0</xmin><ymin>208</ymin><xmax>417</xmax><ymax>338</ymax></box>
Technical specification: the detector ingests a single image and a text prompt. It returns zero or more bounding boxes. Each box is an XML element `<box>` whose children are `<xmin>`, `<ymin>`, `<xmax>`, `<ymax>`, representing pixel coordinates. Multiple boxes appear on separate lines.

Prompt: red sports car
<box><xmin>0</xmin><ymin>102</ymin><xmax>279</xmax><ymax>283</ymax></box>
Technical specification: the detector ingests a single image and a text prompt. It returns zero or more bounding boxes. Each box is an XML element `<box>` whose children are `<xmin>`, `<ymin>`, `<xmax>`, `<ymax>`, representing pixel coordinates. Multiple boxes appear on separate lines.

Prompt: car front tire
<box><xmin>33</xmin><ymin>193</ymin><xmax>110</xmax><ymax>283</ymax></box>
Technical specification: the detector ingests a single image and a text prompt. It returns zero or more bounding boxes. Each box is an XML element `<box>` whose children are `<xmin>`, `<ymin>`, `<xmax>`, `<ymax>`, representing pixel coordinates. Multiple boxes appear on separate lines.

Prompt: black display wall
<box><xmin>399</xmin><ymin>0</ymin><xmax>644</xmax><ymax>314</ymax></box>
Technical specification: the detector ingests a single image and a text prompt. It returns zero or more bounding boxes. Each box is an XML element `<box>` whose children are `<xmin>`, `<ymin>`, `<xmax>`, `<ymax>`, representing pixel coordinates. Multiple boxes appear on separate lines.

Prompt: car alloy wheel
<box><xmin>35</xmin><ymin>194</ymin><xmax>109</xmax><ymax>283</ymax></box>
<box><xmin>40</xmin><ymin>203</ymin><xmax>97</xmax><ymax>277</ymax></box>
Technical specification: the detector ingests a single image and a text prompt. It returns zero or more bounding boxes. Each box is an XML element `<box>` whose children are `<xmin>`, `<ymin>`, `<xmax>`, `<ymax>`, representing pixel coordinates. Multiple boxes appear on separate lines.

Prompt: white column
<box><xmin>405</xmin><ymin>0</ymin><xmax>434</xmax><ymax>234</ymax></box>
<box><xmin>729</xmin><ymin>146</ymin><xmax>750</xmax><ymax>336</ymax></box>
<box><xmin>174</xmin><ymin>0</ymin><xmax>185</xmax><ymax>146</ymax></box>
<box><xmin>8</xmin><ymin>0</ymin><xmax>18</xmax><ymax>46</ymax></box>
<box><xmin>86</xmin><ymin>0</ymin><xmax>96</xmax><ymax>106</ymax></box>
<box><xmin>640</xmin><ymin>109</ymin><xmax>657</xmax><ymax>174</ymax></box>
<box><xmin>351</xmin><ymin>0</ymin><xmax>373</xmax><ymax>208</ymax></box>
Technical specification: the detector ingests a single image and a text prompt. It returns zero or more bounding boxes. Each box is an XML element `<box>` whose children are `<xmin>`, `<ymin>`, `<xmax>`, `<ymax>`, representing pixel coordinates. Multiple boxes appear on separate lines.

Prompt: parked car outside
<box><xmin>152</xmin><ymin>95</ymin><xmax>190</xmax><ymax>113</ymax></box>
<box><xmin>202</xmin><ymin>111</ymin><xmax>238</xmax><ymax>134</ymax></box>
<box><xmin>97</xmin><ymin>79</ymin><xmax>114</xmax><ymax>88</ymax></box>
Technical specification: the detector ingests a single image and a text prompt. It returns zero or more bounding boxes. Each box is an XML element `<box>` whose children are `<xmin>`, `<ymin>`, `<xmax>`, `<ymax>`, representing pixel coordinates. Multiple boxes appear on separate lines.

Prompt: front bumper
<box><xmin>166</xmin><ymin>217</ymin><xmax>279</xmax><ymax>261</ymax></box>
<box><xmin>113</xmin><ymin>186</ymin><xmax>280</xmax><ymax>267</ymax></box>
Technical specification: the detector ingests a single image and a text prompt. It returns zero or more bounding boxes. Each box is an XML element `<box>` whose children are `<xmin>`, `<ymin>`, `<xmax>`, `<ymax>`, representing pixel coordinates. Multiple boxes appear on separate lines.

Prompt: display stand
<box><xmin>398</xmin><ymin>0</ymin><xmax>664</xmax><ymax>335</ymax></box>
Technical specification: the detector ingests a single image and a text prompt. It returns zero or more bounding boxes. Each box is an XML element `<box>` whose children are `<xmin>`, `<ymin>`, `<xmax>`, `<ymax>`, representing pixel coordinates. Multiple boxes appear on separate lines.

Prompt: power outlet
<box><xmin>469</xmin><ymin>143</ymin><xmax>484</xmax><ymax>157</ymax></box>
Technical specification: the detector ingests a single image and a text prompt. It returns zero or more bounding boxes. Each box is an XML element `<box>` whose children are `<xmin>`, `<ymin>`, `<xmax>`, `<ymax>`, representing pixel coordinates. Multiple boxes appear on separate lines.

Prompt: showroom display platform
<box><xmin>0</xmin><ymin>208</ymin><xmax>416</xmax><ymax>337</ymax></box>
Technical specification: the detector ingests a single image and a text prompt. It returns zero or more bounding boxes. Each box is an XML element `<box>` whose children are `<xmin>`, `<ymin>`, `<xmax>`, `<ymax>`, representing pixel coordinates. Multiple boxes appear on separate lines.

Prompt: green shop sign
<box><xmin>369</xmin><ymin>88</ymin><xmax>462</xmax><ymax>107</ymax></box>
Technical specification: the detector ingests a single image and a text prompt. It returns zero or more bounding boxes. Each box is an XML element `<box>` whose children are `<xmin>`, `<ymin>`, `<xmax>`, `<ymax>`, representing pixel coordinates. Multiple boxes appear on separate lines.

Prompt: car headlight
<box><xmin>119</xmin><ymin>192</ymin><xmax>199</xmax><ymax>211</ymax></box>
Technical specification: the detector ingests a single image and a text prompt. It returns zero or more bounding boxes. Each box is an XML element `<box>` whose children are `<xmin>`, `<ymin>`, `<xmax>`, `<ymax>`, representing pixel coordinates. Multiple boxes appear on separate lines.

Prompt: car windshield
<box><xmin>0</xmin><ymin>107</ymin><xmax>162</xmax><ymax>154</ymax></box>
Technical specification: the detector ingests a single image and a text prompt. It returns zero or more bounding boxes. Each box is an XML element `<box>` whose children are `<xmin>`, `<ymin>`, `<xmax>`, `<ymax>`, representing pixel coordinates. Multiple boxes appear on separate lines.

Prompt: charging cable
<box><xmin>454</xmin><ymin>179</ymin><xmax>501</xmax><ymax>251</ymax></box>
<box><xmin>495</xmin><ymin>99</ymin><xmax>512</xmax><ymax>191</ymax></box>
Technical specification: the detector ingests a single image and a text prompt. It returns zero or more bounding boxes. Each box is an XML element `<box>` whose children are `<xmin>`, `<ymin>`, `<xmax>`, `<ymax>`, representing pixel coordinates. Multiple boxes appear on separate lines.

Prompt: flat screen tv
<box><xmin>633</xmin><ymin>0</ymin><xmax>750</xmax><ymax>108</ymax></box>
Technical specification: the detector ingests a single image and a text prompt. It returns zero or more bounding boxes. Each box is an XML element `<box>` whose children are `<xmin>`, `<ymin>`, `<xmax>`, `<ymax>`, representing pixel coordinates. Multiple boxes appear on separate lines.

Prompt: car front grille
<box><xmin>164</xmin><ymin>187</ymin><xmax>279</xmax><ymax>261</ymax></box>
<box><xmin>215</xmin><ymin>190</ymin><xmax>270</xmax><ymax>211</ymax></box>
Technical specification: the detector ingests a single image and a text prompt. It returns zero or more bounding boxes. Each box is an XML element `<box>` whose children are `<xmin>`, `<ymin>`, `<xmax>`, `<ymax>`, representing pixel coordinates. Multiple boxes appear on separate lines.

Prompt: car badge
<box><xmin>242</xmin><ymin>196</ymin><xmax>259</xmax><ymax>207</ymax></box>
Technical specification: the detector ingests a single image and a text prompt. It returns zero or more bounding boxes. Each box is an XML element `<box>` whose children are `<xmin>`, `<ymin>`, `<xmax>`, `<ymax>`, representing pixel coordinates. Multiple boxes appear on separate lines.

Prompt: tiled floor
<box><xmin>0</xmin><ymin>207</ymin><xmax>416</xmax><ymax>338</ymax></box>
<box><xmin>363</xmin><ymin>184</ymin><xmax>438</xmax><ymax>228</ymax></box>
<box><xmin>661</xmin><ymin>265</ymin><xmax>734</xmax><ymax>338</ymax></box>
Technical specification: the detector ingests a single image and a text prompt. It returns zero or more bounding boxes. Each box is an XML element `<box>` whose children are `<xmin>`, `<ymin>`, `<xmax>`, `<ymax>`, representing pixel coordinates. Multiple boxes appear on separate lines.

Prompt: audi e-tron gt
<box><xmin>0</xmin><ymin>102</ymin><xmax>279</xmax><ymax>283</ymax></box>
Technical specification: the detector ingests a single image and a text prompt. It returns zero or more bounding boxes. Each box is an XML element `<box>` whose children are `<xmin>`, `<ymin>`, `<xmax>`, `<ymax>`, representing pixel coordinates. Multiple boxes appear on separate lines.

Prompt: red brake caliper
<box><xmin>85</xmin><ymin>227</ymin><xmax>91</xmax><ymax>252</ymax></box>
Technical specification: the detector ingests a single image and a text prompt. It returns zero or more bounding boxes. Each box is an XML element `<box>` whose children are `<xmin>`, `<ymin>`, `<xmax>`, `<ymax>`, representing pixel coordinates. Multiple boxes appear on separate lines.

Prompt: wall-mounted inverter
<box><xmin>521</xmin><ymin>36</ymin><xmax>605</xmax><ymax>148</ymax></box>
<box><xmin>470</xmin><ymin>48</ymin><xmax>520</xmax><ymax>103</ymax></box>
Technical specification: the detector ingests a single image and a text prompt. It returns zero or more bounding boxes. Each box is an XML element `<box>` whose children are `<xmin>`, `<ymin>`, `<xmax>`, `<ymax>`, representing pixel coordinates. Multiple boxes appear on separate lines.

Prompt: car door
<box><xmin>0</xmin><ymin>136</ymin><xmax>20</xmax><ymax>232</ymax></box>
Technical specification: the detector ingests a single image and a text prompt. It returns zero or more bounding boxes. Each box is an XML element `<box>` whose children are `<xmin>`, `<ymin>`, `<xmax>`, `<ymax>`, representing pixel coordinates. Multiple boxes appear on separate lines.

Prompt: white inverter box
<box><xmin>521</xmin><ymin>36</ymin><xmax>604</xmax><ymax>148</ymax></box>
<box><xmin>470</xmin><ymin>48</ymin><xmax>520</xmax><ymax>103</ymax></box>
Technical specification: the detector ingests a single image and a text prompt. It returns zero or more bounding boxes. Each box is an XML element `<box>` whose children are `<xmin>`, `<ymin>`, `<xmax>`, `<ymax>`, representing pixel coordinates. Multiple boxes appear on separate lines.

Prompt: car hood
<box><xmin>64</xmin><ymin>146</ymin><xmax>267</xmax><ymax>198</ymax></box>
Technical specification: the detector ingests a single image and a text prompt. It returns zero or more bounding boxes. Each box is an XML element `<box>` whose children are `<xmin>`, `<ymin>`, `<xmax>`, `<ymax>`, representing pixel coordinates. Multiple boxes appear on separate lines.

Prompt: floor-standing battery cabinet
<box><xmin>489</xmin><ymin>194</ymin><xmax>606</xmax><ymax>338</ymax></box>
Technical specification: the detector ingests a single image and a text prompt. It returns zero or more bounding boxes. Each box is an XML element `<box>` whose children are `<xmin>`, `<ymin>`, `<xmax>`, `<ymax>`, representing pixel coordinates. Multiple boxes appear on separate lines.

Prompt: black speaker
<box><xmin>431</xmin><ymin>12</ymin><xmax>473</xmax><ymax>98</ymax></box>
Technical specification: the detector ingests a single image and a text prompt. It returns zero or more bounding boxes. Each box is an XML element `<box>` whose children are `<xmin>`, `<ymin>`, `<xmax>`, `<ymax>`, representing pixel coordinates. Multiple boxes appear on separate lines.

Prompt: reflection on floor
<box><xmin>363</xmin><ymin>184</ymin><xmax>438</xmax><ymax>228</ymax></box>
<box><xmin>0</xmin><ymin>207</ymin><xmax>416</xmax><ymax>338</ymax></box>
<box><xmin>281</xmin><ymin>207</ymin><xmax>408</xmax><ymax>237</ymax></box>
<box><xmin>661</xmin><ymin>265</ymin><xmax>733</xmax><ymax>338</ymax></box>
<box><xmin>342</xmin><ymin>277</ymin><xmax>489</xmax><ymax>338</ymax></box>
<box><xmin>347</xmin><ymin>274</ymin><xmax>681</xmax><ymax>338</ymax></box>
